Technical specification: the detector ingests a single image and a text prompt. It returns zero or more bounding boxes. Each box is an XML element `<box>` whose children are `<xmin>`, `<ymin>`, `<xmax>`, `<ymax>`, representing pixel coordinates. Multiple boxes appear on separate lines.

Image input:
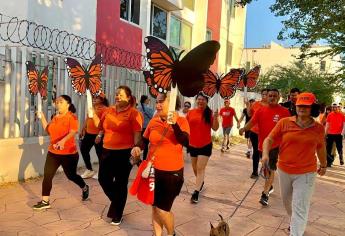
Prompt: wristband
<box><xmin>97</xmin><ymin>134</ymin><xmax>103</xmax><ymax>138</ymax></box>
<box><xmin>320</xmin><ymin>166</ymin><xmax>327</xmax><ymax>169</ymax></box>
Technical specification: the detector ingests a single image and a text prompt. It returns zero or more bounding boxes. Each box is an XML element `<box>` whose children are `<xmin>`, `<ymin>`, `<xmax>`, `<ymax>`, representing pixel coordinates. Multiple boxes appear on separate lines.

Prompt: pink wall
<box><xmin>96</xmin><ymin>0</ymin><xmax>142</xmax><ymax>68</ymax></box>
<box><xmin>207</xmin><ymin>0</ymin><xmax>222</xmax><ymax>71</ymax></box>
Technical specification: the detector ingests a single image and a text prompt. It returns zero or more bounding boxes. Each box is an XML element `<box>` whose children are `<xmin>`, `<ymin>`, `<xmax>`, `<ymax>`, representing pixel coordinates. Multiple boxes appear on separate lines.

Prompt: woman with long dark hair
<box><xmin>33</xmin><ymin>95</ymin><xmax>89</xmax><ymax>210</ymax></box>
<box><xmin>262</xmin><ymin>92</ymin><xmax>326</xmax><ymax>235</ymax></box>
<box><xmin>186</xmin><ymin>92</ymin><xmax>219</xmax><ymax>203</ymax></box>
<box><xmin>80</xmin><ymin>94</ymin><xmax>109</xmax><ymax>179</ymax></box>
<box><xmin>92</xmin><ymin>85</ymin><xmax>143</xmax><ymax>225</ymax></box>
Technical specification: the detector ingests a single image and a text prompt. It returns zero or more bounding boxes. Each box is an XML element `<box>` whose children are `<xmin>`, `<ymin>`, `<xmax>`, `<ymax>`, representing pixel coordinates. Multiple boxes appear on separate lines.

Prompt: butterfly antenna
<box><xmin>177</xmin><ymin>50</ymin><xmax>185</xmax><ymax>61</ymax></box>
<box><xmin>170</xmin><ymin>47</ymin><xmax>178</xmax><ymax>61</ymax></box>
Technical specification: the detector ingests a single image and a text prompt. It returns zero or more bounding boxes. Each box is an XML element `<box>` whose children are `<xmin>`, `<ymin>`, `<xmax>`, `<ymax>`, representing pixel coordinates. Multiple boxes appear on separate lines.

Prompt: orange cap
<box><xmin>296</xmin><ymin>92</ymin><xmax>316</xmax><ymax>106</ymax></box>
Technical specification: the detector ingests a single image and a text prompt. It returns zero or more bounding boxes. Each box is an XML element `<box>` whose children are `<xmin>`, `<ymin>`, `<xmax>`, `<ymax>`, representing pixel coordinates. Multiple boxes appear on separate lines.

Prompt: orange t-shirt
<box><xmin>86</xmin><ymin>106</ymin><xmax>107</xmax><ymax>134</ymax></box>
<box><xmin>100</xmin><ymin>106</ymin><xmax>143</xmax><ymax>150</ymax></box>
<box><xmin>186</xmin><ymin>108</ymin><xmax>214</xmax><ymax>148</ymax></box>
<box><xmin>326</xmin><ymin>112</ymin><xmax>345</xmax><ymax>134</ymax></box>
<box><xmin>250</xmin><ymin>105</ymin><xmax>290</xmax><ymax>151</ymax></box>
<box><xmin>250</xmin><ymin>101</ymin><xmax>266</xmax><ymax>133</ymax></box>
<box><xmin>219</xmin><ymin>107</ymin><xmax>236</xmax><ymax>128</ymax></box>
<box><xmin>144</xmin><ymin>116</ymin><xmax>190</xmax><ymax>171</ymax></box>
<box><xmin>47</xmin><ymin>112</ymin><xmax>79</xmax><ymax>155</ymax></box>
<box><xmin>268</xmin><ymin>117</ymin><xmax>325</xmax><ymax>174</ymax></box>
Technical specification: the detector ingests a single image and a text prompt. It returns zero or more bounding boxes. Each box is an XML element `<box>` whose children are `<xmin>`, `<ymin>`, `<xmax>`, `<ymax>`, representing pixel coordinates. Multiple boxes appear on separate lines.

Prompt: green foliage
<box><xmin>236</xmin><ymin>0</ymin><xmax>345</xmax><ymax>78</ymax></box>
<box><xmin>256</xmin><ymin>62</ymin><xmax>342</xmax><ymax>105</ymax></box>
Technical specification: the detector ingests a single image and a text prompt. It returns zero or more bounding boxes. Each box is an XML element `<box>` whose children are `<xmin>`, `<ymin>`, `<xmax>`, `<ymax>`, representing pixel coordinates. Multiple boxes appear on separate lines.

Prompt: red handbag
<box><xmin>129</xmin><ymin>126</ymin><xmax>168</xmax><ymax>205</ymax></box>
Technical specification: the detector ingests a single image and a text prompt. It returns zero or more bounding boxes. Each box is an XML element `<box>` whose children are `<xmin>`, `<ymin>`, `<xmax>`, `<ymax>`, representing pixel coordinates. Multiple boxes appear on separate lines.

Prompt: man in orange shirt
<box><xmin>240</xmin><ymin>89</ymin><xmax>290</xmax><ymax>206</ymax></box>
<box><xmin>325</xmin><ymin>103</ymin><xmax>345</xmax><ymax>166</ymax></box>
<box><xmin>246</xmin><ymin>89</ymin><xmax>268</xmax><ymax>178</ymax></box>
<box><xmin>219</xmin><ymin>99</ymin><xmax>240</xmax><ymax>152</ymax></box>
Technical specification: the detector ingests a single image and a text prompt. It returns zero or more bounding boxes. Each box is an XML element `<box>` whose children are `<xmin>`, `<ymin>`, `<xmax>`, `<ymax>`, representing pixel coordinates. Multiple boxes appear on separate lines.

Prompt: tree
<box><xmin>256</xmin><ymin>61</ymin><xmax>341</xmax><ymax>105</ymax></box>
<box><xmin>236</xmin><ymin>0</ymin><xmax>345</xmax><ymax>78</ymax></box>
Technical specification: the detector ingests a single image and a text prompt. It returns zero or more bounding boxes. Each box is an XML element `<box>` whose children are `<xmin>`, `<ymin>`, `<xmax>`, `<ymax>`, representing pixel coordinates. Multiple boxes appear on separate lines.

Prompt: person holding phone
<box><xmin>186</xmin><ymin>92</ymin><xmax>219</xmax><ymax>204</ymax></box>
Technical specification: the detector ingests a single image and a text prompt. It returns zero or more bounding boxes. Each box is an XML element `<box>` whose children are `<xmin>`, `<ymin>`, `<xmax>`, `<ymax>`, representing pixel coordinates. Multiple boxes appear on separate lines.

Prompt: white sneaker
<box><xmin>81</xmin><ymin>170</ymin><xmax>95</xmax><ymax>179</ymax></box>
<box><xmin>92</xmin><ymin>172</ymin><xmax>98</xmax><ymax>179</ymax></box>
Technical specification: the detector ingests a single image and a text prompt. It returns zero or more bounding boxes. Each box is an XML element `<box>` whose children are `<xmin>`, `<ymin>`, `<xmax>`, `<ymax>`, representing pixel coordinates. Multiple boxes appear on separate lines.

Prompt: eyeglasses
<box><xmin>184</xmin><ymin>105</ymin><xmax>191</xmax><ymax>108</ymax></box>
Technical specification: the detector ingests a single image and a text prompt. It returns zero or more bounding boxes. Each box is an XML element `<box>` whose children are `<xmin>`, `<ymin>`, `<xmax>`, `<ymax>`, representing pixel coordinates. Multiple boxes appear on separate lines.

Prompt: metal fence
<box><xmin>0</xmin><ymin>46</ymin><xmax>148</xmax><ymax>139</ymax></box>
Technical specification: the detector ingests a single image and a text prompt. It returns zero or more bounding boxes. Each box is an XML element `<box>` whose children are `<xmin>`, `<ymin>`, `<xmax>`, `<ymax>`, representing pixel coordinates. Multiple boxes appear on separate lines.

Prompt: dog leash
<box><xmin>229</xmin><ymin>177</ymin><xmax>259</xmax><ymax>219</ymax></box>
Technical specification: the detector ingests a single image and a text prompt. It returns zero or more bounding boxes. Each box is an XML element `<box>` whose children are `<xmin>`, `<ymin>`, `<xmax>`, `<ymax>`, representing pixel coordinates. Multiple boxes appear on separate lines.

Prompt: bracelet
<box><xmin>97</xmin><ymin>134</ymin><xmax>103</xmax><ymax>138</ymax></box>
<box><xmin>320</xmin><ymin>166</ymin><xmax>327</xmax><ymax>169</ymax></box>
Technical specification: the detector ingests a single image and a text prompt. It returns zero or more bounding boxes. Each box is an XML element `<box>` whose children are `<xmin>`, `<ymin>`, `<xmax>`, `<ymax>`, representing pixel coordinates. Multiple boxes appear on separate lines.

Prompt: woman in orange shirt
<box><xmin>33</xmin><ymin>95</ymin><xmax>89</xmax><ymax>210</ymax></box>
<box><xmin>132</xmin><ymin>92</ymin><xmax>190</xmax><ymax>236</ymax></box>
<box><xmin>93</xmin><ymin>86</ymin><xmax>143</xmax><ymax>225</ymax></box>
<box><xmin>262</xmin><ymin>92</ymin><xmax>327</xmax><ymax>236</ymax></box>
<box><xmin>79</xmin><ymin>95</ymin><xmax>109</xmax><ymax>179</ymax></box>
<box><xmin>186</xmin><ymin>92</ymin><xmax>219</xmax><ymax>203</ymax></box>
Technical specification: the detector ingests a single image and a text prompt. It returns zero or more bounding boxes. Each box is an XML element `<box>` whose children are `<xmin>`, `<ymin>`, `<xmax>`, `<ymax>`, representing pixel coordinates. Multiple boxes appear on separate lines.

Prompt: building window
<box><xmin>168</xmin><ymin>16</ymin><xmax>192</xmax><ymax>57</ymax></box>
<box><xmin>320</xmin><ymin>60</ymin><xmax>326</xmax><ymax>71</ymax></box>
<box><xmin>170</xmin><ymin>16</ymin><xmax>181</xmax><ymax>47</ymax></box>
<box><xmin>151</xmin><ymin>5</ymin><xmax>167</xmax><ymax>40</ymax></box>
<box><xmin>229</xmin><ymin>0</ymin><xmax>236</xmax><ymax>18</ymax></box>
<box><xmin>227</xmin><ymin>42</ymin><xmax>233</xmax><ymax>65</ymax></box>
<box><xmin>206</xmin><ymin>29</ymin><xmax>212</xmax><ymax>41</ymax></box>
<box><xmin>183</xmin><ymin>0</ymin><xmax>194</xmax><ymax>10</ymax></box>
<box><xmin>120</xmin><ymin>0</ymin><xmax>140</xmax><ymax>25</ymax></box>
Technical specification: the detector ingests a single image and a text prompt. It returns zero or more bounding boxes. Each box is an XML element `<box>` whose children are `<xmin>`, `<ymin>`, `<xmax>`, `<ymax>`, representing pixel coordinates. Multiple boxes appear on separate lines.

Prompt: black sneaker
<box><xmin>33</xmin><ymin>200</ymin><xmax>51</xmax><ymax>210</ymax></box>
<box><xmin>110</xmin><ymin>217</ymin><xmax>123</xmax><ymax>226</ymax></box>
<box><xmin>259</xmin><ymin>192</ymin><xmax>269</xmax><ymax>206</ymax></box>
<box><xmin>82</xmin><ymin>185</ymin><xmax>89</xmax><ymax>201</ymax></box>
<box><xmin>268</xmin><ymin>186</ymin><xmax>274</xmax><ymax>195</ymax></box>
<box><xmin>191</xmin><ymin>190</ymin><xmax>199</xmax><ymax>204</ymax></box>
<box><xmin>199</xmin><ymin>181</ymin><xmax>205</xmax><ymax>192</ymax></box>
<box><xmin>340</xmin><ymin>160</ymin><xmax>344</xmax><ymax>165</ymax></box>
<box><xmin>250</xmin><ymin>173</ymin><xmax>259</xmax><ymax>179</ymax></box>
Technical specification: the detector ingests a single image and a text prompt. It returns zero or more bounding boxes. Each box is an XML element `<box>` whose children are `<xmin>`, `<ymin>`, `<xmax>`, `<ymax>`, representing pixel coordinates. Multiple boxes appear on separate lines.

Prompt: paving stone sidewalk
<box><xmin>1</xmin><ymin>144</ymin><xmax>345</xmax><ymax>235</ymax></box>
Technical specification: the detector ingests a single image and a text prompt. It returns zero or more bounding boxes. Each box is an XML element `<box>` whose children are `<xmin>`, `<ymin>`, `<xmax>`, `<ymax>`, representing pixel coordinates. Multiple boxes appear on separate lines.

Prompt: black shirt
<box><xmin>243</xmin><ymin>108</ymin><xmax>251</xmax><ymax>124</ymax></box>
<box><xmin>280</xmin><ymin>101</ymin><xmax>296</xmax><ymax>116</ymax></box>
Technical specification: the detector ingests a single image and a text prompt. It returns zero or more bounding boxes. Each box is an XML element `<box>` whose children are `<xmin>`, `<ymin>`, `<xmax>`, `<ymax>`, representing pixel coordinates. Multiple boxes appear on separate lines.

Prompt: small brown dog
<box><xmin>210</xmin><ymin>214</ymin><xmax>230</xmax><ymax>236</ymax></box>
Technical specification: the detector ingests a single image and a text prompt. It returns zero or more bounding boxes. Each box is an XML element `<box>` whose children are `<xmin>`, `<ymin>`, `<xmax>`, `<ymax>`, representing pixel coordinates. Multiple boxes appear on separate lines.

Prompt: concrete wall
<box><xmin>0</xmin><ymin>136</ymin><xmax>98</xmax><ymax>184</ymax></box>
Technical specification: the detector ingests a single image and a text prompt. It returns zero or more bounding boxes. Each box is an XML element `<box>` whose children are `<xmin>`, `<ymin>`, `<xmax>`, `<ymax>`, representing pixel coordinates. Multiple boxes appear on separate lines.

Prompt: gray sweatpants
<box><xmin>277</xmin><ymin>168</ymin><xmax>316</xmax><ymax>236</ymax></box>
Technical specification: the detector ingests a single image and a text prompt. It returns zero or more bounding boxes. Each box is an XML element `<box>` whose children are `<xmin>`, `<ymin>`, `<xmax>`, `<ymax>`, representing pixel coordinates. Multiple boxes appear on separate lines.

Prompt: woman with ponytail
<box><xmin>33</xmin><ymin>95</ymin><xmax>89</xmax><ymax>210</ymax></box>
<box><xmin>186</xmin><ymin>92</ymin><xmax>219</xmax><ymax>204</ymax></box>
<box><xmin>92</xmin><ymin>85</ymin><xmax>143</xmax><ymax>225</ymax></box>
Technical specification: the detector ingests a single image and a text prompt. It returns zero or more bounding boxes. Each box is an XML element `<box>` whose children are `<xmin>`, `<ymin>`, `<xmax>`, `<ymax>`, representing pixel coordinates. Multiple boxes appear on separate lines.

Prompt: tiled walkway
<box><xmin>1</xmin><ymin>144</ymin><xmax>345</xmax><ymax>235</ymax></box>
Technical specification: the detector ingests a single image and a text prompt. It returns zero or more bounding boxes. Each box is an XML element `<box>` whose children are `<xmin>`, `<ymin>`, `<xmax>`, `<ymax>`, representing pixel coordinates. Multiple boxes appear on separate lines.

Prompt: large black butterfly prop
<box><xmin>26</xmin><ymin>61</ymin><xmax>48</xmax><ymax>99</ymax></box>
<box><xmin>65</xmin><ymin>54</ymin><xmax>103</xmax><ymax>96</ymax></box>
<box><xmin>143</xmin><ymin>36</ymin><xmax>220</xmax><ymax>98</ymax></box>
<box><xmin>202</xmin><ymin>69</ymin><xmax>244</xmax><ymax>99</ymax></box>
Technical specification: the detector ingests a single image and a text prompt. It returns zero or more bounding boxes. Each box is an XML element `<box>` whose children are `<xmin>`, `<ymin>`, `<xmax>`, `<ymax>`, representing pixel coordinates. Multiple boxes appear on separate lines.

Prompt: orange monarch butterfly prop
<box><xmin>65</xmin><ymin>54</ymin><xmax>103</xmax><ymax>117</ymax></box>
<box><xmin>237</xmin><ymin>65</ymin><xmax>261</xmax><ymax>101</ymax></box>
<box><xmin>26</xmin><ymin>61</ymin><xmax>49</xmax><ymax>118</ymax></box>
<box><xmin>143</xmin><ymin>36</ymin><xmax>220</xmax><ymax>98</ymax></box>
<box><xmin>202</xmin><ymin>69</ymin><xmax>244</xmax><ymax>99</ymax></box>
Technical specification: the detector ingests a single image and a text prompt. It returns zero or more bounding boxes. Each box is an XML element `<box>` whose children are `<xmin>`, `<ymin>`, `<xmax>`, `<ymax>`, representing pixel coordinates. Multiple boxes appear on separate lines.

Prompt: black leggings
<box><xmin>98</xmin><ymin>148</ymin><xmax>133</xmax><ymax>219</ymax></box>
<box><xmin>249</xmin><ymin>132</ymin><xmax>259</xmax><ymax>175</ymax></box>
<box><xmin>326</xmin><ymin>134</ymin><xmax>343</xmax><ymax>164</ymax></box>
<box><xmin>42</xmin><ymin>152</ymin><xmax>86</xmax><ymax>196</ymax></box>
<box><xmin>80</xmin><ymin>132</ymin><xmax>103</xmax><ymax>170</ymax></box>
<box><xmin>142</xmin><ymin>129</ymin><xmax>149</xmax><ymax>160</ymax></box>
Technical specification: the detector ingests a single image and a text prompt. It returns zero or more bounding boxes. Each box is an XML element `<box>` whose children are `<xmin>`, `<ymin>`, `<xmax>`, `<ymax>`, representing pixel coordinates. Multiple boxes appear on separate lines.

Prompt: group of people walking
<box><xmin>32</xmin><ymin>84</ymin><xmax>341</xmax><ymax>236</ymax></box>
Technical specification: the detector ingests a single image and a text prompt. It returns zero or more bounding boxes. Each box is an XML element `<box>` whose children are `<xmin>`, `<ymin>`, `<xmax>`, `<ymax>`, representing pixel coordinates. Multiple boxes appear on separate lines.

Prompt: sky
<box><xmin>245</xmin><ymin>0</ymin><xmax>295</xmax><ymax>48</ymax></box>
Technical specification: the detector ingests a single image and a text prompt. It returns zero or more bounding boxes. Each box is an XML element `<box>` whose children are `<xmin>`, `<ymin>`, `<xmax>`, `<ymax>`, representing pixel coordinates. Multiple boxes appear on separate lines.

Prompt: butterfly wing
<box><xmin>26</xmin><ymin>61</ymin><xmax>39</xmax><ymax>96</ymax></box>
<box><xmin>237</xmin><ymin>66</ymin><xmax>260</xmax><ymax>89</ymax></box>
<box><xmin>86</xmin><ymin>54</ymin><xmax>103</xmax><ymax>96</ymax></box>
<box><xmin>65</xmin><ymin>57</ymin><xmax>87</xmax><ymax>95</ymax></box>
<box><xmin>219</xmin><ymin>68</ymin><xmax>244</xmax><ymax>99</ymax></box>
<box><xmin>174</xmin><ymin>40</ymin><xmax>220</xmax><ymax>97</ymax></box>
<box><xmin>38</xmin><ymin>66</ymin><xmax>49</xmax><ymax>99</ymax></box>
<box><xmin>245</xmin><ymin>65</ymin><xmax>260</xmax><ymax>89</ymax></box>
<box><xmin>202</xmin><ymin>70</ymin><xmax>218</xmax><ymax>98</ymax></box>
<box><xmin>143</xmin><ymin>71</ymin><xmax>159</xmax><ymax>98</ymax></box>
<box><xmin>144</xmin><ymin>36</ymin><xmax>174</xmax><ymax>94</ymax></box>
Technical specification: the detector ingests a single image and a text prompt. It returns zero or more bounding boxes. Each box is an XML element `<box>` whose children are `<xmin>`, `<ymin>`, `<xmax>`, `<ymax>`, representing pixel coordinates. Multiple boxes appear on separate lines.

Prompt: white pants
<box><xmin>277</xmin><ymin>168</ymin><xmax>316</xmax><ymax>236</ymax></box>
